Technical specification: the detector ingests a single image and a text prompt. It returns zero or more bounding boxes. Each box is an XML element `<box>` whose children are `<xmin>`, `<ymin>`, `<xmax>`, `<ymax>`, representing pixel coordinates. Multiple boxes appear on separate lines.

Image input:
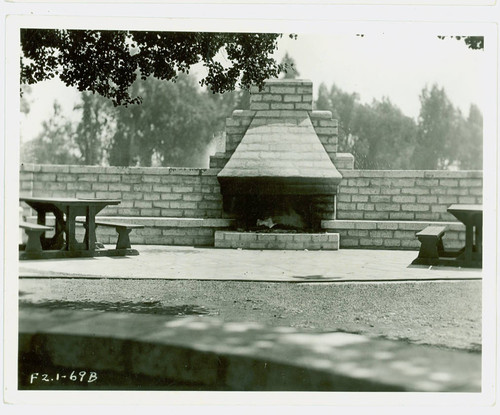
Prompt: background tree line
<box><xmin>316</xmin><ymin>82</ymin><xmax>482</xmax><ymax>170</ymax></box>
<box><xmin>22</xmin><ymin>74</ymin><xmax>482</xmax><ymax>170</ymax></box>
<box><xmin>21</xmin><ymin>74</ymin><xmax>250</xmax><ymax>167</ymax></box>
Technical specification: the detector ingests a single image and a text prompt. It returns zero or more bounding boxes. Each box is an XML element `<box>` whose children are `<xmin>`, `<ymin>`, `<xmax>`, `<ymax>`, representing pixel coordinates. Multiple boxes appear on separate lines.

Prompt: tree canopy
<box><xmin>22</xmin><ymin>101</ymin><xmax>79</xmax><ymax>165</ymax></box>
<box><xmin>279</xmin><ymin>52</ymin><xmax>300</xmax><ymax>79</ymax></box>
<box><xmin>438</xmin><ymin>35</ymin><xmax>484</xmax><ymax>50</ymax></box>
<box><xmin>21</xmin><ymin>73</ymin><xmax>250</xmax><ymax>167</ymax></box>
<box><xmin>20</xmin><ymin>29</ymin><xmax>295</xmax><ymax>106</ymax></box>
<box><xmin>315</xmin><ymin>82</ymin><xmax>482</xmax><ymax>170</ymax></box>
<box><xmin>107</xmin><ymin>74</ymin><xmax>222</xmax><ymax>167</ymax></box>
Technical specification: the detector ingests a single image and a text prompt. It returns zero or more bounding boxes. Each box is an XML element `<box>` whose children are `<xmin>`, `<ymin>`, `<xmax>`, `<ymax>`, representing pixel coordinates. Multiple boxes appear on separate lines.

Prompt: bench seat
<box><xmin>93</xmin><ymin>221</ymin><xmax>144</xmax><ymax>229</ymax></box>
<box><xmin>20</xmin><ymin>221</ymin><xmax>53</xmax><ymax>252</ymax></box>
<box><xmin>76</xmin><ymin>219</ymin><xmax>144</xmax><ymax>250</ymax></box>
<box><xmin>413</xmin><ymin>225</ymin><xmax>447</xmax><ymax>265</ymax></box>
<box><xmin>415</xmin><ymin>226</ymin><xmax>447</xmax><ymax>238</ymax></box>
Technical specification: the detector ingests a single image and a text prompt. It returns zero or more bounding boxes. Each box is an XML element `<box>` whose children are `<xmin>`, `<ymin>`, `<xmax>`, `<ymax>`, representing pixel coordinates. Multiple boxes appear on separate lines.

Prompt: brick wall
<box><xmin>309</xmin><ymin>111</ymin><xmax>338</xmax><ymax>163</ymax></box>
<box><xmin>20</xmin><ymin>165</ymin><xmax>483</xmax><ymax>250</ymax></box>
<box><xmin>20</xmin><ymin>164</ymin><xmax>223</xmax><ymax>219</ymax></box>
<box><xmin>324</xmin><ymin>169</ymin><xmax>483</xmax><ymax>250</ymax></box>
<box><xmin>224</xmin><ymin>110</ymin><xmax>255</xmax><ymax>154</ymax></box>
<box><xmin>214</xmin><ymin>231</ymin><xmax>339</xmax><ymax>250</ymax></box>
<box><xmin>249</xmin><ymin>79</ymin><xmax>314</xmax><ymax>111</ymax></box>
<box><xmin>19</xmin><ymin>79</ymin><xmax>482</xmax><ymax>251</ymax></box>
<box><xmin>336</xmin><ymin>170</ymin><xmax>483</xmax><ymax>222</ymax></box>
<box><xmin>322</xmin><ymin>220</ymin><xmax>467</xmax><ymax>250</ymax></box>
<box><xmin>20</xmin><ymin>164</ymin><xmax>482</xmax><ymax>251</ymax></box>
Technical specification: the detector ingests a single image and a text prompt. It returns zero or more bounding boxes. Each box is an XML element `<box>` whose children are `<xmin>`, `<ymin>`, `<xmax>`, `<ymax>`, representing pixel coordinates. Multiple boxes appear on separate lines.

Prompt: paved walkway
<box><xmin>19</xmin><ymin>245</ymin><xmax>482</xmax><ymax>282</ymax></box>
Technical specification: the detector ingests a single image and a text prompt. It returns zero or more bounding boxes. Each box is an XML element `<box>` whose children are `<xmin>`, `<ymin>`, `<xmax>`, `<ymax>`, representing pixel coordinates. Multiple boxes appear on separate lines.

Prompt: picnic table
<box><xmin>412</xmin><ymin>203</ymin><xmax>482</xmax><ymax>268</ymax></box>
<box><xmin>19</xmin><ymin>197</ymin><xmax>140</xmax><ymax>260</ymax></box>
<box><xmin>447</xmin><ymin>204</ymin><xmax>482</xmax><ymax>268</ymax></box>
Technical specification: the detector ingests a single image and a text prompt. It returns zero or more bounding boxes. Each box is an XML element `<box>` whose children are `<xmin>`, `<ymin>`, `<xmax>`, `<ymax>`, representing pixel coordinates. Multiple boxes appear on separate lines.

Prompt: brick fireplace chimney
<box><xmin>218</xmin><ymin>79</ymin><xmax>342</xmax><ymax>196</ymax></box>
<box><xmin>216</xmin><ymin>79</ymin><xmax>343</xmax><ymax>231</ymax></box>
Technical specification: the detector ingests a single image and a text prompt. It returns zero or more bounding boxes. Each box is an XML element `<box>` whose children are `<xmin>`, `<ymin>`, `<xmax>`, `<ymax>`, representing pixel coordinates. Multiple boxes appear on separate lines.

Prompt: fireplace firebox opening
<box><xmin>223</xmin><ymin>194</ymin><xmax>335</xmax><ymax>232</ymax></box>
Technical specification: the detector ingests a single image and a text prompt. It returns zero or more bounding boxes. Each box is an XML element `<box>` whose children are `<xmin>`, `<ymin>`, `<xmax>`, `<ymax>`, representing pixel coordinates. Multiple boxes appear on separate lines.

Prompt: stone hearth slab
<box><xmin>214</xmin><ymin>231</ymin><xmax>339</xmax><ymax>250</ymax></box>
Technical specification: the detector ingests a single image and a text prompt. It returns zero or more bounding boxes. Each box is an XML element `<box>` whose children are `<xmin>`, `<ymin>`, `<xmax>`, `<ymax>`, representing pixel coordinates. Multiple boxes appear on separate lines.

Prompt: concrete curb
<box><xmin>19</xmin><ymin>309</ymin><xmax>481</xmax><ymax>392</ymax></box>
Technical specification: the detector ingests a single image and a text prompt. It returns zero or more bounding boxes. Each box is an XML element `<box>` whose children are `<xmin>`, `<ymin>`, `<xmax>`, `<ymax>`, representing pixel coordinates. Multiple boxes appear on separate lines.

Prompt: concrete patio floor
<box><xmin>19</xmin><ymin>245</ymin><xmax>482</xmax><ymax>282</ymax></box>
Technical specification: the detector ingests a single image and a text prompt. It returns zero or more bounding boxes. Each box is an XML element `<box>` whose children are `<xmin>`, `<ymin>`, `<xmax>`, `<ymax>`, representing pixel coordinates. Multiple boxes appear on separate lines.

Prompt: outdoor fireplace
<box><xmin>217</xmin><ymin>79</ymin><xmax>342</xmax><ymax>241</ymax></box>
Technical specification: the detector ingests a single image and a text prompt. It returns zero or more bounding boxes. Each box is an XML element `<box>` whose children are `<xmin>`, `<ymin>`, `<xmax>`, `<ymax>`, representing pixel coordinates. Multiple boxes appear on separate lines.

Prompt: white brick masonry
<box><xmin>214</xmin><ymin>231</ymin><xmax>339</xmax><ymax>250</ymax></box>
<box><xmin>322</xmin><ymin>220</ymin><xmax>466</xmax><ymax>250</ymax></box>
<box><xmin>219</xmin><ymin>79</ymin><xmax>343</xmax><ymax>182</ymax></box>
<box><xmin>218</xmin><ymin>113</ymin><xmax>341</xmax><ymax>180</ymax></box>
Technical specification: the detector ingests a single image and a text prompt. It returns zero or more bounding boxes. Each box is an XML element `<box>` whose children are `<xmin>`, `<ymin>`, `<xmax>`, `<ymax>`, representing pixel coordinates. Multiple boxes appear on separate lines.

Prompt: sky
<box><xmin>20</xmin><ymin>31</ymin><xmax>485</xmax><ymax>143</ymax></box>
<box><xmin>275</xmin><ymin>33</ymin><xmax>484</xmax><ymax>117</ymax></box>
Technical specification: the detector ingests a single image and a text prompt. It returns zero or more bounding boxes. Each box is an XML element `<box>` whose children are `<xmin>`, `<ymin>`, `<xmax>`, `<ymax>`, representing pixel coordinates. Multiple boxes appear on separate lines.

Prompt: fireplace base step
<box><xmin>214</xmin><ymin>231</ymin><xmax>339</xmax><ymax>250</ymax></box>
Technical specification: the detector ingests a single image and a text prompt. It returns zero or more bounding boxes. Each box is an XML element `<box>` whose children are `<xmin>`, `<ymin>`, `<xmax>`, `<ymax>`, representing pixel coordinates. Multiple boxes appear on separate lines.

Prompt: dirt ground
<box><xmin>19</xmin><ymin>278</ymin><xmax>481</xmax><ymax>352</ymax></box>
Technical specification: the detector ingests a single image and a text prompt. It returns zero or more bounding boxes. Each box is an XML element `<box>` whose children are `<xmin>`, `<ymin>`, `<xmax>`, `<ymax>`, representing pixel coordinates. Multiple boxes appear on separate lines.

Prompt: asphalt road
<box><xmin>19</xmin><ymin>278</ymin><xmax>481</xmax><ymax>352</ymax></box>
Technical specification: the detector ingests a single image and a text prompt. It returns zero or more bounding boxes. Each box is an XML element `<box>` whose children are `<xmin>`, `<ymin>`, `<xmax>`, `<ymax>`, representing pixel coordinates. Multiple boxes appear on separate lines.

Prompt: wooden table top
<box><xmin>20</xmin><ymin>197</ymin><xmax>121</xmax><ymax>206</ymax></box>
<box><xmin>447</xmin><ymin>204</ymin><xmax>482</xmax><ymax>226</ymax></box>
<box><xmin>447</xmin><ymin>204</ymin><xmax>483</xmax><ymax>213</ymax></box>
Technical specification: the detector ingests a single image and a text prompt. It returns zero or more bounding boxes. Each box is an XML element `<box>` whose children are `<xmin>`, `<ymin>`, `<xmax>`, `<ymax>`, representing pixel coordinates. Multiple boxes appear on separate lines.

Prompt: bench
<box><xmin>76</xmin><ymin>219</ymin><xmax>144</xmax><ymax>250</ymax></box>
<box><xmin>20</xmin><ymin>221</ymin><xmax>54</xmax><ymax>252</ymax></box>
<box><xmin>413</xmin><ymin>225</ymin><xmax>447</xmax><ymax>264</ymax></box>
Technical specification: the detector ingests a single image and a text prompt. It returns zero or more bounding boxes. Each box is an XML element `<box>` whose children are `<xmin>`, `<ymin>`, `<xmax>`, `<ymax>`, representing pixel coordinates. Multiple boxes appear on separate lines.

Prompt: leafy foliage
<box><xmin>108</xmin><ymin>75</ymin><xmax>222</xmax><ymax>167</ymax></box>
<box><xmin>74</xmin><ymin>92</ymin><xmax>114</xmax><ymax>165</ymax></box>
<box><xmin>414</xmin><ymin>85</ymin><xmax>458</xmax><ymax>169</ymax></box>
<box><xmin>279</xmin><ymin>52</ymin><xmax>300</xmax><ymax>79</ymax></box>
<box><xmin>315</xmin><ymin>82</ymin><xmax>482</xmax><ymax>170</ymax></box>
<box><xmin>438</xmin><ymin>36</ymin><xmax>484</xmax><ymax>50</ymax></box>
<box><xmin>453</xmin><ymin>104</ymin><xmax>483</xmax><ymax>170</ymax></box>
<box><xmin>20</xmin><ymin>74</ymin><xmax>253</xmax><ymax>167</ymax></box>
<box><xmin>106</xmin><ymin>75</ymin><xmax>251</xmax><ymax>167</ymax></box>
<box><xmin>20</xmin><ymin>85</ymin><xmax>32</xmax><ymax>115</ymax></box>
<box><xmin>21</xmin><ymin>101</ymin><xmax>79</xmax><ymax>164</ymax></box>
<box><xmin>316</xmin><ymin>83</ymin><xmax>359</xmax><ymax>153</ymax></box>
<box><xmin>350</xmin><ymin>99</ymin><xmax>418</xmax><ymax>169</ymax></box>
<box><xmin>20</xmin><ymin>29</ymin><xmax>293</xmax><ymax>106</ymax></box>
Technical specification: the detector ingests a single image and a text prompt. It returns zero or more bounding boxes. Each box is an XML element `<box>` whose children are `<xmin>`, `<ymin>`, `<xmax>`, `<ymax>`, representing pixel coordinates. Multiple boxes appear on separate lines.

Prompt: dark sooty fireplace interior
<box><xmin>223</xmin><ymin>193</ymin><xmax>334</xmax><ymax>232</ymax></box>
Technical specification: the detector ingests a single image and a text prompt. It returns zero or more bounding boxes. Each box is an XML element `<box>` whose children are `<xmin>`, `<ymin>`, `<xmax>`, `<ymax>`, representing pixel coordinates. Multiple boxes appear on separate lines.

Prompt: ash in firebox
<box><xmin>254</xmin><ymin>208</ymin><xmax>306</xmax><ymax>231</ymax></box>
<box><xmin>256</xmin><ymin>217</ymin><xmax>275</xmax><ymax>228</ymax></box>
<box><xmin>246</xmin><ymin>214</ymin><xmax>304</xmax><ymax>233</ymax></box>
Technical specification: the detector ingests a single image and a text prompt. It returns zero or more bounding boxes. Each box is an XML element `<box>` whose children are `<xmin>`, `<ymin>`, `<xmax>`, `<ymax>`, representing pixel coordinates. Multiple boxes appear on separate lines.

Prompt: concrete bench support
<box><xmin>413</xmin><ymin>225</ymin><xmax>447</xmax><ymax>264</ymax></box>
<box><xmin>99</xmin><ymin>222</ymin><xmax>144</xmax><ymax>249</ymax></box>
<box><xmin>20</xmin><ymin>221</ymin><xmax>53</xmax><ymax>253</ymax></box>
<box><xmin>77</xmin><ymin>219</ymin><xmax>144</xmax><ymax>250</ymax></box>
